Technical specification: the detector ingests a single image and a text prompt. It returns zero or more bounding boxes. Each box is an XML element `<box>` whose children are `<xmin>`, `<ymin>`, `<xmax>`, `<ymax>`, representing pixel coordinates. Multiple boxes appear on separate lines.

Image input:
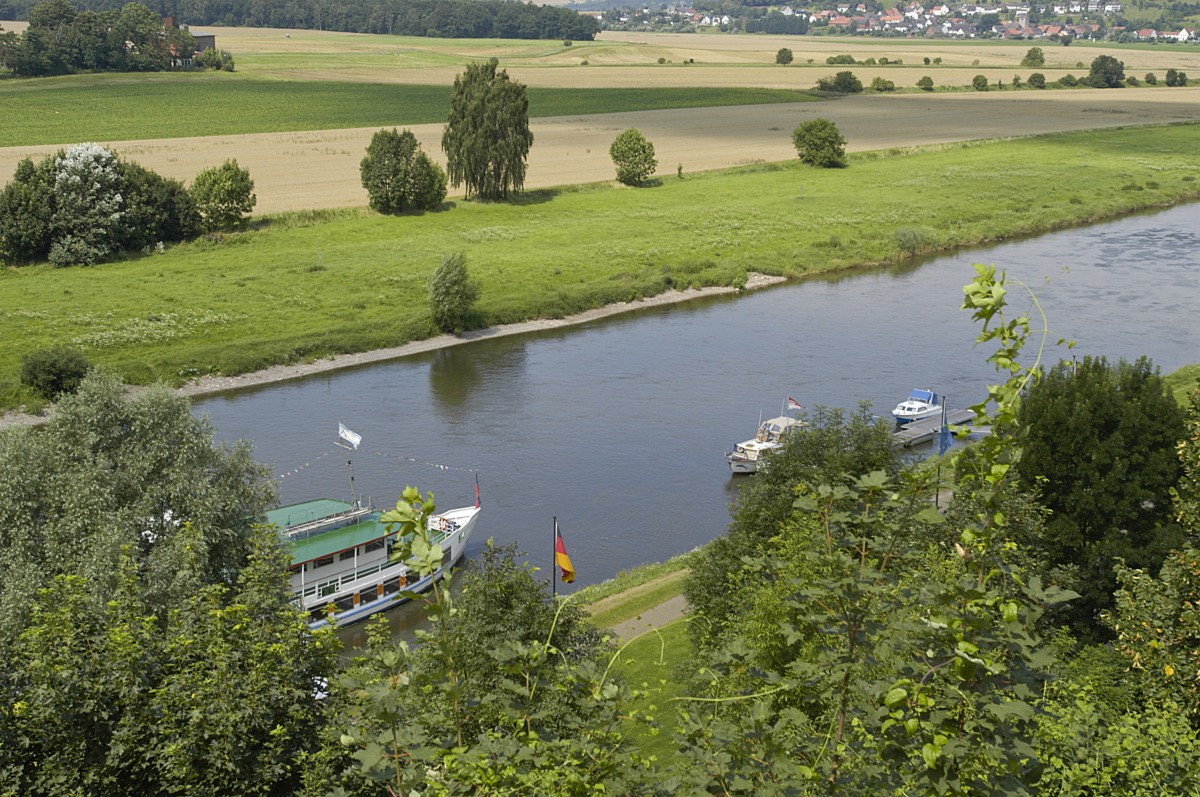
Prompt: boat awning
<box><xmin>908</xmin><ymin>389</ymin><xmax>936</xmax><ymax>403</ymax></box>
<box><xmin>267</xmin><ymin>500</ymin><xmax>392</xmax><ymax>564</ymax></box>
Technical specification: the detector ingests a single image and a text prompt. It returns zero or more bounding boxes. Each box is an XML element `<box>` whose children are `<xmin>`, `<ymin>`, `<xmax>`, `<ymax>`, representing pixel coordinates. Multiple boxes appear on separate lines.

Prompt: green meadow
<box><xmin>3</xmin><ymin>123</ymin><xmax>1199</xmax><ymax>410</ymax></box>
<box><xmin>0</xmin><ymin>76</ymin><xmax>817</xmax><ymax>146</ymax></box>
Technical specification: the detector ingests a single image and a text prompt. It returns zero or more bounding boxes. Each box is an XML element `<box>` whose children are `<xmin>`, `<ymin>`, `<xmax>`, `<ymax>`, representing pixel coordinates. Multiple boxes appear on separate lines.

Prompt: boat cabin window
<box><xmin>365</xmin><ymin>538</ymin><xmax>386</xmax><ymax>553</ymax></box>
<box><xmin>339</xmin><ymin>549</ymin><xmax>357</xmax><ymax>561</ymax></box>
<box><xmin>314</xmin><ymin>555</ymin><xmax>334</xmax><ymax>569</ymax></box>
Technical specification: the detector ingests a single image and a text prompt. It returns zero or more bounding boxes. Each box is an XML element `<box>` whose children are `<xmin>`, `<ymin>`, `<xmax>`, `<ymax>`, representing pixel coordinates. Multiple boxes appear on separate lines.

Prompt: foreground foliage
<box><xmin>360</xmin><ymin>128</ymin><xmax>446</xmax><ymax>215</ymax></box>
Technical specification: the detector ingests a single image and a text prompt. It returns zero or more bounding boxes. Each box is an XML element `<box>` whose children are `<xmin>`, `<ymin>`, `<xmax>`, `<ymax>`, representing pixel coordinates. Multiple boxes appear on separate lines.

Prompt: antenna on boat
<box><xmin>336</xmin><ymin>423</ymin><xmax>363</xmax><ymax>509</ymax></box>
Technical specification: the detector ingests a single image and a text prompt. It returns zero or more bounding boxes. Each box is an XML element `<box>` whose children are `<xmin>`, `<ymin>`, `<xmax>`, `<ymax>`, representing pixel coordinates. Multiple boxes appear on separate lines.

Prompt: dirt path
<box><xmin>3</xmin><ymin>88</ymin><xmax>1198</xmax><ymax>215</ymax></box>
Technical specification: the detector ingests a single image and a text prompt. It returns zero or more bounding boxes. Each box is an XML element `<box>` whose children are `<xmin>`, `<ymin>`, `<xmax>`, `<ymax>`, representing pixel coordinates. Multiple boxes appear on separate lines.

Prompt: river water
<box><xmin>198</xmin><ymin>203</ymin><xmax>1200</xmax><ymax>621</ymax></box>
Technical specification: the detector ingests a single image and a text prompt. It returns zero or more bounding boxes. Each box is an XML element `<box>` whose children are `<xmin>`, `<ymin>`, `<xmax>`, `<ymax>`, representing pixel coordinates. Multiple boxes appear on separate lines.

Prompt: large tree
<box><xmin>442</xmin><ymin>58</ymin><xmax>533</xmax><ymax>201</ymax></box>
<box><xmin>1088</xmin><ymin>54</ymin><xmax>1126</xmax><ymax>88</ymax></box>
<box><xmin>1017</xmin><ymin>355</ymin><xmax>1186</xmax><ymax>636</ymax></box>
<box><xmin>360</xmin><ymin>128</ymin><xmax>446</xmax><ymax>214</ymax></box>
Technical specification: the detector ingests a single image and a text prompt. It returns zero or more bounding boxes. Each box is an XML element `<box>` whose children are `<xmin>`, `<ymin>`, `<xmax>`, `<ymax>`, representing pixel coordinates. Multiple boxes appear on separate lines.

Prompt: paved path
<box><xmin>609</xmin><ymin>594</ymin><xmax>689</xmax><ymax>641</ymax></box>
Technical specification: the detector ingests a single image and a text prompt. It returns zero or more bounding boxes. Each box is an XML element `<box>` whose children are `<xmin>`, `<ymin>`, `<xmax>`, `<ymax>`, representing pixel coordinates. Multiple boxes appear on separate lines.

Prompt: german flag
<box><xmin>554</xmin><ymin>524</ymin><xmax>575</xmax><ymax>584</ymax></box>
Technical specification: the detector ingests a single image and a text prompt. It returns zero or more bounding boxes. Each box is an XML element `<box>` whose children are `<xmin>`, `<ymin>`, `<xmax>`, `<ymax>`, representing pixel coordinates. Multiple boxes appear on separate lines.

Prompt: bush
<box><xmin>816</xmin><ymin>70</ymin><xmax>863</xmax><ymax>93</ymax></box>
<box><xmin>792</xmin><ymin>118</ymin><xmax>846</xmax><ymax>168</ymax></box>
<box><xmin>20</xmin><ymin>347</ymin><xmax>93</xmax><ymax>400</ymax></box>
<box><xmin>190</xmin><ymin>159</ymin><xmax>256</xmax><ymax>231</ymax></box>
<box><xmin>609</xmin><ymin>128</ymin><xmax>657</xmax><ymax>186</ymax></box>
<box><xmin>1059</xmin><ymin>73</ymin><xmax>1078</xmax><ymax>87</ymax></box>
<box><xmin>826</xmin><ymin>54</ymin><xmax>856</xmax><ymax>64</ymax></box>
<box><xmin>429</xmin><ymin>252</ymin><xmax>480</xmax><ymax>333</ymax></box>
<box><xmin>917</xmin><ymin>75</ymin><xmax>934</xmax><ymax>91</ymax></box>
<box><xmin>894</xmin><ymin>227</ymin><xmax>932</xmax><ymax>256</ymax></box>
<box><xmin>1165</xmin><ymin>68</ymin><xmax>1188</xmax><ymax>87</ymax></box>
<box><xmin>775</xmin><ymin>47</ymin><xmax>793</xmax><ymax>65</ymax></box>
<box><xmin>1126</xmin><ymin>75</ymin><xmax>1140</xmax><ymax>87</ymax></box>
<box><xmin>972</xmin><ymin>74</ymin><xmax>990</xmax><ymax>91</ymax></box>
<box><xmin>1145</xmin><ymin>72</ymin><xmax>1157</xmax><ymax>85</ymax></box>
<box><xmin>870</xmin><ymin>76</ymin><xmax>895</xmax><ymax>92</ymax></box>
<box><xmin>1021</xmin><ymin>47</ymin><xmax>1045</xmax><ymax>67</ymax></box>
<box><xmin>1028</xmin><ymin>72</ymin><xmax>1046</xmax><ymax>89</ymax></box>
<box><xmin>360</xmin><ymin>128</ymin><xmax>447</xmax><ymax>214</ymax></box>
<box><xmin>195</xmin><ymin>49</ymin><xmax>235</xmax><ymax>71</ymax></box>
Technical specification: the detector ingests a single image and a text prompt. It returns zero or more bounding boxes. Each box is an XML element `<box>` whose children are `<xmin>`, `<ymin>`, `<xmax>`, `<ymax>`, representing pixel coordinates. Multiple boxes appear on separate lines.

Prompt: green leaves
<box><xmin>442</xmin><ymin>59</ymin><xmax>533</xmax><ymax>201</ymax></box>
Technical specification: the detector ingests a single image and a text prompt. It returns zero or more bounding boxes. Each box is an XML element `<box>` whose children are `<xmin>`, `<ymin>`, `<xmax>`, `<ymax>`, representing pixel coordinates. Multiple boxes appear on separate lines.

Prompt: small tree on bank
<box><xmin>191</xmin><ymin>159</ymin><xmax>256</xmax><ymax>231</ymax></box>
<box><xmin>972</xmin><ymin>73</ymin><xmax>990</xmax><ymax>91</ymax></box>
<box><xmin>442</xmin><ymin>59</ymin><xmax>533</xmax><ymax>201</ymax></box>
<box><xmin>609</xmin><ymin>128</ymin><xmax>657</xmax><ymax>186</ymax></box>
<box><xmin>429</xmin><ymin>252</ymin><xmax>479</xmax><ymax>333</ymax></box>
<box><xmin>1029</xmin><ymin>72</ymin><xmax>1047</xmax><ymax>89</ymax></box>
<box><xmin>1021</xmin><ymin>46</ymin><xmax>1046</xmax><ymax>67</ymax></box>
<box><xmin>360</xmin><ymin>128</ymin><xmax>447</xmax><ymax>214</ymax></box>
<box><xmin>775</xmin><ymin>47</ymin><xmax>793</xmax><ymax>65</ymax></box>
<box><xmin>792</xmin><ymin>118</ymin><xmax>847</xmax><ymax>168</ymax></box>
<box><xmin>917</xmin><ymin>75</ymin><xmax>934</xmax><ymax>91</ymax></box>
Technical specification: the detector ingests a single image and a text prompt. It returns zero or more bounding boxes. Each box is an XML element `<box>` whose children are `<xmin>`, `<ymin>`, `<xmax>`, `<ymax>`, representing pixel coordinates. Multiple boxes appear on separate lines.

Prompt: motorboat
<box><xmin>726</xmin><ymin>414</ymin><xmax>804</xmax><ymax>474</ymax></box>
<box><xmin>892</xmin><ymin>389</ymin><xmax>942</xmax><ymax>424</ymax></box>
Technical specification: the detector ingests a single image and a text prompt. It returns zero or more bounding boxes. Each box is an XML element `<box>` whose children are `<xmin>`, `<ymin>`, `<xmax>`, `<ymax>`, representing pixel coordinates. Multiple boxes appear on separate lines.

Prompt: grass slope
<box><xmin>3</xmin><ymin>123</ymin><xmax>1199</xmax><ymax>409</ymax></box>
<box><xmin>0</xmin><ymin>75</ymin><xmax>816</xmax><ymax>146</ymax></box>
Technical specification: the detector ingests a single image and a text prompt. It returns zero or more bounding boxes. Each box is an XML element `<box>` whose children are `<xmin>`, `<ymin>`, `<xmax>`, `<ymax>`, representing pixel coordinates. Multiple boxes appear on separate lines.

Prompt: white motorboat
<box><xmin>892</xmin><ymin>389</ymin><xmax>942</xmax><ymax>424</ymax></box>
<box><xmin>726</xmin><ymin>414</ymin><xmax>805</xmax><ymax>474</ymax></box>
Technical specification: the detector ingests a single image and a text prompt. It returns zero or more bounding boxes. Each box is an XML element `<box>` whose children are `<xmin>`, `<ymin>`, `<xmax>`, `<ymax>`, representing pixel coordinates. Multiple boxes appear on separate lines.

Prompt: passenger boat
<box><xmin>270</xmin><ymin>498</ymin><xmax>481</xmax><ymax>629</ymax></box>
<box><xmin>726</xmin><ymin>414</ymin><xmax>805</xmax><ymax>475</ymax></box>
<box><xmin>892</xmin><ymin>389</ymin><xmax>942</xmax><ymax>424</ymax></box>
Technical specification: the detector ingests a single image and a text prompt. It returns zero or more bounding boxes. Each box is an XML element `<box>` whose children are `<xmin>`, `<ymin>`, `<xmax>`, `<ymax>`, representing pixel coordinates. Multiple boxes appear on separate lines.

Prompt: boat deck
<box><xmin>892</xmin><ymin>409</ymin><xmax>976</xmax><ymax>448</ymax></box>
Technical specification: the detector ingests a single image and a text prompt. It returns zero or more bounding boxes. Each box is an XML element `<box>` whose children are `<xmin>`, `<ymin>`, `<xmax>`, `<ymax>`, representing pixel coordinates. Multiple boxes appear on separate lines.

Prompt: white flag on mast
<box><xmin>338</xmin><ymin>422</ymin><xmax>362</xmax><ymax>450</ymax></box>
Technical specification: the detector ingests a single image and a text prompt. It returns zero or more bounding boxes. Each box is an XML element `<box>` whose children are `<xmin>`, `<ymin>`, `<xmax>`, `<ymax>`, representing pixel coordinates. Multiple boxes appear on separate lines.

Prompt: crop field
<box><xmin>4</xmin><ymin>85</ymin><xmax>1197</xmax><ymax>214</ymax></box>
<box><xmin>0</xmin><ymin>78</ymin><xmax>816</xmax><ymax>147</ymax></box>
<box><xmin>2</xmin><ymin>123</ymin><xmax>1198</xmax><ymax>409</ymax></box>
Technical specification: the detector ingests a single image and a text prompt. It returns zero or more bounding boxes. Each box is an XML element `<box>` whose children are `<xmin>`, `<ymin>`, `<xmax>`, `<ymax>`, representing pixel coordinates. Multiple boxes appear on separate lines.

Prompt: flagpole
<box><xmin>936</xmin><ymin>398</ymin><xmax>947</xmax><ymax>510</ymax></box>
<box><xmin>551</xmin><ymin>516</ymin><xmax>557</xmax><ymax>599</ymax></box>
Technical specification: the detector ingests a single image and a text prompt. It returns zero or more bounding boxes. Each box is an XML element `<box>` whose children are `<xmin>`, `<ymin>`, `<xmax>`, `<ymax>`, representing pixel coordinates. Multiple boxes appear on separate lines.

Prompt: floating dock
<box><xmin>892</xmin><ymin>409</ymin><xmax>976</xmax><ymax>448</ymax></box>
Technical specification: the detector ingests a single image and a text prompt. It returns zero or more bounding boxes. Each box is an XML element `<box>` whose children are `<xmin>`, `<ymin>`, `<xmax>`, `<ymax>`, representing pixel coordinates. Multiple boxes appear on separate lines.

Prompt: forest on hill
<box><xmin>0</xmin><ymin>0</ymin><xmax>601</xmax><ymax>40</ymax></box>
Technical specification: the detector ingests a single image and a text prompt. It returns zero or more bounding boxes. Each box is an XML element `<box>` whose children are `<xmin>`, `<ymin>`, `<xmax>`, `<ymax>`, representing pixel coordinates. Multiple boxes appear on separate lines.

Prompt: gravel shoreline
<box><xmin>2</xmin><ymin>273</ymin><xmax>785</xmax><ymax>429</ymax></box>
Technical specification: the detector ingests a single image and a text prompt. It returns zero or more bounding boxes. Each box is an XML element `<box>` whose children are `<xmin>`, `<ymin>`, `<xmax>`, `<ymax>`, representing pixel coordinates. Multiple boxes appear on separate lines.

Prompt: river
<box><xmin>198</xmin><ymin>202</ymin><xmax>1200</xmax><ymax>627</ymax></box>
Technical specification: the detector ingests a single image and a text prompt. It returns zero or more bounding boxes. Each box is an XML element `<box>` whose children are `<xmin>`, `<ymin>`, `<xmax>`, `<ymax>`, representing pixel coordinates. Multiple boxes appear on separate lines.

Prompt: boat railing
<box><xmin>284</xmin><ymin>504</ymin><xmax>376</xmax><ymax>542</ymax></box>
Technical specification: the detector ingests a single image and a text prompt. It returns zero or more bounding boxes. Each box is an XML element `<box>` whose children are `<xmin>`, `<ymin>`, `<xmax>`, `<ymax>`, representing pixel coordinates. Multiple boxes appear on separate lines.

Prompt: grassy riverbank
<box><xmin>3</xmin><ymin>122</ymin><xmax>1199</xmax><ymax>411</ymax></box>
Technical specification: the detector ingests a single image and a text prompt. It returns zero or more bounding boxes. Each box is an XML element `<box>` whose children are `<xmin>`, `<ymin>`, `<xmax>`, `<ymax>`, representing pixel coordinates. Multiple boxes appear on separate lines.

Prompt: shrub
<box><xmin>1125</xmin><ymin>75</ymin><xmax>1140</xmax><ymax>87</ymax></box>
<box><xmin>933</xmin><ymin>57</ymin><xmax>942</xmax><ymax>65</ymax></box>
<box><xmin>609</xmin><ymin>128</ymin><xmax>657</xmax><ymax>186</ymax></box>
<box><xmin>972</xmin><ymin>74</ymin><xmax>989</xmax><ymax>91</ymax></box>
<box><xmin>191</xmin><ymin>159</ymin><xmax>256</xmax><ymax>231</ymax></box>
<box><xmin>360</xmin><ymin>128</ymin><xmax>447</xmax><ymax>214</ymax></box>
<box><xmin>20</xmin><ymin>347</ymin><xmax>93</xmax><ymax>400</ymax></box>
<box><xmin>826</xmin><ymin>54</ymin><xmax>856</xmax><ymax>64</ymax></box>
<box><xmin>1059</xmin><ymin>73</ymin><xmax>1078</xmax><ymax>87</ymax></box>
<box><xmin>775</xmin><ymin>47</ymin><xmax>793</xmax><ymax>65</ymax></box>
<box><xmin>1028</xmin><ymin>72</ymin><xmax>1046</xmax><ymax>89</ymax></box>
<box><xmin>894</xmin><ymin>227</ymin><xmax>932</xmax><ymax>256</ymax></box>
<box><xmin>870</xmin><ymin>76</ymin><xmax>895</xmax><ymax>92</ymax></box>
<box><xmin>1145</xmin><ymin>72</ymin><xmax>1157</xmax><ymax>85</ymax></box>
<box><xmin>429</xmin><ymin>252</ymin><xmax>480</xmax><ymax>333</ymax></box>
<box><xmin>917</xmin><ymin>75</ymin><xmax>934</xmax><ymax>91</ymax></box>
<box><xmin>792</xmin><ymin>118</ymin><xmax>847</xmax><ymax>168</ymax></box>
<box><xmin>1021</xmin><ymin>47</ymin><xmax>1045</xmax><ymax>67</ymax></box>
<box><xmin>1165</xmin><ymin>68</ymin><xmax>1188</xmax><ymax>87</ymax></box>
<box><xmin>816</xmin><ymin>70</ymin><xmax>863</xmax><ymax>93</ymax></box>
<box><xmin>924</xmin><ymin>56</ymin><xmax>931</xmax><ymax>65</ymax></box>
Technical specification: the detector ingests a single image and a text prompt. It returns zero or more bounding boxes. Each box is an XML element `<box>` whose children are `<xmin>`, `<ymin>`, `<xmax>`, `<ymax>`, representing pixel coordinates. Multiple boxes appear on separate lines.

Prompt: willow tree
<box><xmin>442</xmin><ymin>59</ymin><xmax>533</xmax><ymax>201</ymax></box>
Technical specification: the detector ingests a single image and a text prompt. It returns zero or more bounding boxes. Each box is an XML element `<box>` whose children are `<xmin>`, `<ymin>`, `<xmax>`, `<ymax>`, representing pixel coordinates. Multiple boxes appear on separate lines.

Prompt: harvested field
<box><xmin>3</xmin><ymin>87</ymin><xmax>1197</xmax><ymax>214</ymax></box>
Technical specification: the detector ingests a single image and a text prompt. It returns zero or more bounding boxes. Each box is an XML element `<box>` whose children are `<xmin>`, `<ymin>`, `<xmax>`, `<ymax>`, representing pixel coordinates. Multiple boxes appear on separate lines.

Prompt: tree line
<box><xmin>0</xmin><ymin>0</ymin><xmax>226</xmax><ymax>76</ymax></box>
<box><xmin>3</xmin><ymin>266</ymin><xmax>1200</xmax><ymax>793</ymax></box>
<box><xmin>0</xmin><ymin>0</ymin><xmax>600</xmax><ymax>41</ymax></box>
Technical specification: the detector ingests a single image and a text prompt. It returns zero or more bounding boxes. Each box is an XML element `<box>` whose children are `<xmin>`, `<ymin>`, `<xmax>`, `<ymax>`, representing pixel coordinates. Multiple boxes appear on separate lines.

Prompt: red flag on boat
<box><xmin>787</xmin><ymin>396</ymin><xmax>805</xmax><ymax>411</ymax></box>
<box><xmin>554</xmin><ymin>523</ymin><xmax>575</xmax><ymax>584</ymax></box>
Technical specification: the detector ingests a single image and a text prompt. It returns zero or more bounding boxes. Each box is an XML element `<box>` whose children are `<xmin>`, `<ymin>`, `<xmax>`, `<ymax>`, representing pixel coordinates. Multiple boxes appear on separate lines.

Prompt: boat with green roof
<box><xmin>268</xmin><ymin>497</ymin><xmax>481</xmax><ymax>629</ymax></box>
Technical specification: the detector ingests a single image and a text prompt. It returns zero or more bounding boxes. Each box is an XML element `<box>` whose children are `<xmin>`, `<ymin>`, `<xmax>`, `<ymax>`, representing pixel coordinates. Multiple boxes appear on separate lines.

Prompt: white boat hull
<box><xmin>893</xmin><ymin>407</ymin><xmax>941</xmax><ymax>424</ymax></box>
